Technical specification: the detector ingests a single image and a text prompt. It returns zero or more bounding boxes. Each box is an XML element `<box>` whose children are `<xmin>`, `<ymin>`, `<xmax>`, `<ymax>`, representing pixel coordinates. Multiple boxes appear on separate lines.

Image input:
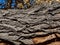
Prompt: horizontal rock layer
<box><xmin>0</xmin><ymin>1</ymin><xmax>60</xmax><ymax>45</ymax></box>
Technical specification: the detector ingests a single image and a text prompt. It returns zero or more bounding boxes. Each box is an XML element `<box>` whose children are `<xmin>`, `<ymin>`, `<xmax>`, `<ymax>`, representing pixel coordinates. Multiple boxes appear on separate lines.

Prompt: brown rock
<box><xmin>0</xmin><ymin>43</ymin><xmax>8</xmax><ymax>45</ymax></box>
<box><xmin>48</xmin><ymin>41</ymin><xmax>60</xmax><ymax>45</ymax></box>
<box><xmin>33</xmin><ymin>34</ymin><xmax>56</xmax><ymax>44</ymax></box>
<box><xmin>56</xmin><ymin>33</ymin><xmax>60</xmax><ymax>37</ymax></box>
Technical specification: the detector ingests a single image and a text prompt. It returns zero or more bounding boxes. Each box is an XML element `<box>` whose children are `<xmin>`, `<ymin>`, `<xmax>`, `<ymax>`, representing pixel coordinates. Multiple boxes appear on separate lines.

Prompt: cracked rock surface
<box><xmin>0</xmin><ymin>1</ymin><xmax>60</xmax><ymax>45</ymax></box>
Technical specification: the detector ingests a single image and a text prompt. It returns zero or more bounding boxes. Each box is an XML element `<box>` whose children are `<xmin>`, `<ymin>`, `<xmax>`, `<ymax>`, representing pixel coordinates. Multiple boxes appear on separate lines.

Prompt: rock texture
<box><xmin>0</xmin><ymin>1</ymin><xmax>60</xmax><ymax>45</ymax></box>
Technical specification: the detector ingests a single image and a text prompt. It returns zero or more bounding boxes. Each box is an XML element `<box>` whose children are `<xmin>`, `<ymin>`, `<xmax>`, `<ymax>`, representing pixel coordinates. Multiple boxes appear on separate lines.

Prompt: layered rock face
<box><xmin>0</xmin><ymin>1</ymin><xmax>60</xmax><ymax>45</ymax></box>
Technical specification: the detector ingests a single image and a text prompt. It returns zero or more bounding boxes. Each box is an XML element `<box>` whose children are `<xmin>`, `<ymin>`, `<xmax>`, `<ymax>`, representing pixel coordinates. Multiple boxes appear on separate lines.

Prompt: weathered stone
<box><xmin>0</xmin><ymin>1</ymin><xmax>60</xmax><ymax>45</ymax></box>
<box><xmin>33</xmin><ymin>34</ymin><xmax>56</xmax><ymax>44</ymax></box>
<box><xmin>48</xmin><ymin>41</ymin><xmax>60</xmax><ymax>45</ymax></box>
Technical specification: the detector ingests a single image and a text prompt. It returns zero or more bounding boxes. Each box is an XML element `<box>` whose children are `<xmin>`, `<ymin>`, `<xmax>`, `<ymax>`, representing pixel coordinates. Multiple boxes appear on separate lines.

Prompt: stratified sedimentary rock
<box><xmin>0</xmin><ymin>1</ymin><xmax>60</xmax><ymax>45</ymax></box>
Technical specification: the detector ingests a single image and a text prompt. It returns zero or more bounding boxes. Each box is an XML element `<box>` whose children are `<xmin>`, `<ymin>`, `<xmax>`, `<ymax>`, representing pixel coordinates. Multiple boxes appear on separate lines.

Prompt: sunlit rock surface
<box><xmin>0</xmin><ymin>0</ymin><xmax>60</xmax><ymax>45</ymax></box>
